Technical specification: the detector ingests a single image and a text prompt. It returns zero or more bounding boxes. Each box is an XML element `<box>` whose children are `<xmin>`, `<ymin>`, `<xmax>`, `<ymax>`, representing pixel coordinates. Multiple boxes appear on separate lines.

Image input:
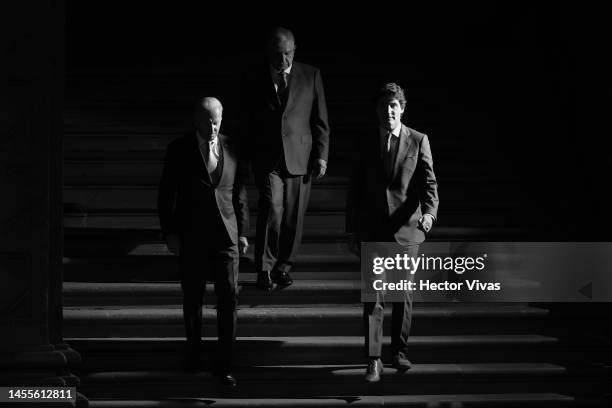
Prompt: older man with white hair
<box><xmin>157</xmin><ymin>97</ymin><xmax>249</xmax><ymax>387</ymax></box>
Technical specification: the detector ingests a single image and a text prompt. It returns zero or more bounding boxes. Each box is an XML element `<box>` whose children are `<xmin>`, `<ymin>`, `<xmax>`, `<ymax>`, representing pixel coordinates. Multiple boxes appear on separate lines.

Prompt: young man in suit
<box><xmin>242</xmin><ymin>27</ymin><xmax>330</xmax><ymax>291</ymax></box>
<box><xmin>346</xmin><ymin>83</ymin><xmax>439</xmax><ymax>382</ymax></box>
<box><xmin>157</xmin><ymin>97</ymin><xmax>249</xmax><ymax>387</ymax></box>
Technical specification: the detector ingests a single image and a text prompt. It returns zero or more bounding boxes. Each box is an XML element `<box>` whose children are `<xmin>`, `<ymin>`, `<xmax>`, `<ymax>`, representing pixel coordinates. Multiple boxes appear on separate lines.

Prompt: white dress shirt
<box><xmin>270</xmin><ymin>64</ymin><xmax>292</xmax><ymax>93</ymax></box>
<box><xmin>196</xmin><ymin>131</ymin><xmax>219</xmax><ymax>173</ymax></box>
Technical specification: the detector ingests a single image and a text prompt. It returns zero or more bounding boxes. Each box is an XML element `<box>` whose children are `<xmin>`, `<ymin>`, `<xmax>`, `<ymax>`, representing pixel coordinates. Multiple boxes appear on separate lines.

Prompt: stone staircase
<box><xmin>62</xmin><ymin>68</ymin><xmax>611</xmax><ymax>407</ymax></box>
<box><xmin>62</xmin><ymin>264</ymin><xmax>611</xmax><ymax>406</ymax></box>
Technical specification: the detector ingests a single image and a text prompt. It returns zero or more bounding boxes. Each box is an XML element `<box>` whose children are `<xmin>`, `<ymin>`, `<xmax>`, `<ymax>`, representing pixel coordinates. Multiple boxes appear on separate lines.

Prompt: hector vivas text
<box><xmin>370</xmin><ymin>252</ymin><xmax>501</xmax><ymax>292</ymax></box>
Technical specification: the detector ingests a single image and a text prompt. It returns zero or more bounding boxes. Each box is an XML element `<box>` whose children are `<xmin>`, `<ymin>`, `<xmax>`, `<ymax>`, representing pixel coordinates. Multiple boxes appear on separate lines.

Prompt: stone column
<box><xmin>0</xmin><ymin>2</ymin><xmax>87</xmax><ymax>407</ymax></box>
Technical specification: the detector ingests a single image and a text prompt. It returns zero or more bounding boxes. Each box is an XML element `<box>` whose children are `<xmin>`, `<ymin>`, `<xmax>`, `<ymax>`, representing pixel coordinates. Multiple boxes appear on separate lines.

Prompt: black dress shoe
<box><xmin>214</xmin><ymin>370</ymin><xmax>237</xmax><ymax>387</ymax></box>
<box><xmin>271</xmin><ymin>270</ymin><xmax>293</xmax><ymax>286</ymax></box>
<box><xmin>256</xmin><ymin>270</ymin><xmax>273</xmax><ymax>291</ymax></box>
<box><xmin>391</xmin><ymin>352</ymin><xmax>412</xmax><ymax>370</ymax></box>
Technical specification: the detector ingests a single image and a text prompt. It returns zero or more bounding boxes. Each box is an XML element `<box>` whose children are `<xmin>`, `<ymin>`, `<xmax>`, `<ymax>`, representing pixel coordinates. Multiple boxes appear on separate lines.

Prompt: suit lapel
<box><xmin>260</xmin><ymin>61</ymin><xmax>281</xmax><ymax>109</ymax></box>
<box><xmin>265</xmin><ymin>61</ymin><xmax>301</xmax><ymax>111</ymax></box>
<box><xmin>392</xmin><ymin>124</ymin><xmax>411</xmax><ymax>180</ymax></box>
<box><xmin>215</xmin><ymin>134</ymin><xmax>229</xmax><ymax>187</ymax></box>
<box><xmin>283</xmin><ymin>62</ymin><xmax>302</xmax><ymax>113</ymax></box>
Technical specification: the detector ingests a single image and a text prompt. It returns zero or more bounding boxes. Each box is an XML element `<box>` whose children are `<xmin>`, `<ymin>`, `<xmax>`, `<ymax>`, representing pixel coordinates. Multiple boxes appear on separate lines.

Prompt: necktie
<box><xmin>206</xmin><ymin>139</ymin><xmax>218</xmax><ymax>173</ymax></box>
<box><xmin>386</xmin><ymin>132</ymin><xmax>398</xmax><ymax>177</ymax></box>
<box><xmin>277</xmin><ymin>71</ymin><xmax>288</xmax><ymax>105</ymax></box>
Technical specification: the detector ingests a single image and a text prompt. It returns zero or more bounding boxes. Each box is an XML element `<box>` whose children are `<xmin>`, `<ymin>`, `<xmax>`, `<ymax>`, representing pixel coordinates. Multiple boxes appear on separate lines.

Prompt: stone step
<box><xmin>64</xmin><ymin>83</ymin><xmax>440</xmax><ymax>103</ymax></box>
<box><xmin>63</xmin><ymin>90</ymin><xmax>436</xmax><ymax>101</ymax></box>
<box><xmin>62</xmin><ymin>211</ymin><xmax>522</xmax><ymax>238</ymax></box>
<box><xmin>62</xmin><ymin>135</ymin><xmax>493</xmax><ymax>156</ymax></box>
<box><xmin>68</xmin><ymin>335</ymin><xmax>576</xmax><ymax>370</ymax></box>
<box><xmin>63</xmin><ymin>107</ymin><xmax>442</xmax><ymax>125</ymax></box>
<box><xmin>63</xmin><ymin>260</ymin><xmax>359</xmax><ymax>282</ymax></box>
<box><xmin>63</xmin><ymin>179</ymin><xmax>519</xmax><ymax>213</ymax></box>
<box><xmin>63</xmin><ymin>241</ymin><xmax>359</xmax><ymax>281</ymax></box>
<box><xmin>64</xmin><ymin>265</ymin><xmax>360</xmax><ymax>283</ymax></box>
<box><xmin>64</xmin><ymin>280</ymin><xmax>362</xmax><ymax>306</ymax></box>
<box><xmin>63</xmin><ymin>304</ymin><xmax>549</xmax><ymax>338</ymax></box>
<box><xmin>62</xmin><ymin>227</ymin><xmax>524</xmax><ymax>270</ymax></box>
<box><xmin>62</xmin><ymin>277</ymin><xmax>544</xmax><ymax>307</ymax></box>
<box><xmin>65</xmin><ymin>240</ymin><xmax>356</xmax><ymax>257</ymax></box>
<box><xmin>75</xmin><ymin>363</ymin><xmax>577</xmax><ymax>398</ymax></box>
<box><xmin>64</xmin><ymin>161</ymin><xmax>519</xmax><ymax>189</ymax></box>
<box><xmin>62</xmin><ymin>130</ymin><xmax>510</xmax><ymax>172</ymax></box>
<box><xmin>62</xmin><ymin>236</ymin><xmax>531</xmax><ymax>283</ymax></box>
<box><xmin>62</xmin><ymin>212</ymin><xmax>346</xmax><ymax>236</ymax></box>
<box><xmin>63</xmin><ymin>156</ymin><xmax>512</xmax><ymax>183</ymax></box>
<box><xmin>85</xmin><ymin>394</ymin><xmax>584</xmax><ymax>408</ymax></box>
<box><xmin>63</xmin><ymin>127</ymin><xmax>466</xmax><ymax>150</ymax></box>
<box><xmin>63</xmin><ymin>184</ymin><xmax>347</xmax><ymax>212</ymax></box>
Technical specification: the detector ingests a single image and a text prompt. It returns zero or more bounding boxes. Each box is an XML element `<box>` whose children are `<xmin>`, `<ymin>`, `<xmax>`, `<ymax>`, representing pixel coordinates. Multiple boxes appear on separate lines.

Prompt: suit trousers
<box><xmin>364</xmin><ymin>243</ymin><xmax>419</xmax><ymax>358</ymax></box>
<box><xmin>179</xmin><ymin>241</ymin><xmax>238</xmax><ymax>369</ymax></box>
<box><xmin>254</xmin><ymin>158</ymin><xmax>311</xmax><ymax>272</ymax></box>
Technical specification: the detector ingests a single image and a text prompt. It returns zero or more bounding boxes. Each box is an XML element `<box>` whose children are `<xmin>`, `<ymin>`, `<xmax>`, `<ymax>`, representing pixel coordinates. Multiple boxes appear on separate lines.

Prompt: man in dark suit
<box><xmin>157</xmin><ymin>97</ymin><xmax>249</xmax><ymax>387</ymax></box>
<box><xmin>242</xmin><ymin>27</ymin><xmax>330</xmax><ymax>291</ymax></box>
<box><xmin>346</xmin><ymin>83</ymin><xmax>439</xmax><ymax>382</ymax></box>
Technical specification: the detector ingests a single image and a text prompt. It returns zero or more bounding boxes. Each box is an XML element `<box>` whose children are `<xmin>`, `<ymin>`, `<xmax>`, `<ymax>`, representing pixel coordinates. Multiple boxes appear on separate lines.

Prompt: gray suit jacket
<box><xmin>243</xmin><ymin>61</ymin><xmax>330</xmax><ymax>175</ymax></box>
<box><xmin>346</xmin><ymin>124</ymin><xmax>439</xmax><ymax>245</ymax></box>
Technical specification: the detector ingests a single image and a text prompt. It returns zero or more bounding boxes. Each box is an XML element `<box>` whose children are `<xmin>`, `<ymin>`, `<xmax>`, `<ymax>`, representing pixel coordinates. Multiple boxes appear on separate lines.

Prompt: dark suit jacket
<box><xmin>157</xmin><ymin>132</ymin><xmax>249</xmax><ymax>248</ymax></box>
<box><xmin>346</xmin><ymin>124</ymin><xmax>439</xmax><ymax>245</ymax></box>
<box><xmin>242</xmin><ymin>61</ymin><xmax>330</xmax><ymax>175</ymax></box>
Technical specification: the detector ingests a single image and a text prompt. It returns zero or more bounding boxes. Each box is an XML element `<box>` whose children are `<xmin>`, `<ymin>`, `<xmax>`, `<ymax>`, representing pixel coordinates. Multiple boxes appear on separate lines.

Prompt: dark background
<box><xmin>64</xmin><ymin>3</ymin><xmax>609</xmax><ymax>240</ymax></box>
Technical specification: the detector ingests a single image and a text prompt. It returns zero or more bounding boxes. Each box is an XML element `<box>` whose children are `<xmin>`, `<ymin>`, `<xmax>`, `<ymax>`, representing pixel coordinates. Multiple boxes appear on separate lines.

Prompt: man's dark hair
<box><xmin>377</xmin><ymin>82</ymin><xmax>406</xmax><ymax>109</ymax></box>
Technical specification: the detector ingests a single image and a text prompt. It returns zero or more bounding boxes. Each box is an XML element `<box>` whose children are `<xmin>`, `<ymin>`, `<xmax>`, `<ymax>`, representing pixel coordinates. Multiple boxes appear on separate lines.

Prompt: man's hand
<box><xmin>418</xmin><ymin>213</ymin><xmax>434</xmax><ymax>233</ymax></box>
<box><xmin>238</xmin><ymin>236</ymin><xmax>249</xmax><ymax>255</ymax></box>
<box><xmin>312</xmin><ymin>159</ymin><xmax>327</xmax><ymax>179</ymax></box>
<box><xmin>346</xmin><ymin>233</ymin><xmax>360</xmax><ymax>256</ymax></box>
<box><xmin>165</xmin><ymin>233</ymin><xmax>181</xmax><ymax>255</ymax></box>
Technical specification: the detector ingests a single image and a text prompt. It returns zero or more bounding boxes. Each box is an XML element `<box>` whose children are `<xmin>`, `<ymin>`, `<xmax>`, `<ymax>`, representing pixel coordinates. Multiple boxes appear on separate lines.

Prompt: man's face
<box><xmin>377</xmin><ymin>96</ymin><xmax>404</xmax><ymax>131</ymax></box>
<box><xmin>196</xmin><ymin>108</ymin><xmax>222</xmax><ymax>141</ymax></box>
<box><xmin>268</xmin><ymin>36</ymin><xmax>295</xmax><ymax>71</ymax></box>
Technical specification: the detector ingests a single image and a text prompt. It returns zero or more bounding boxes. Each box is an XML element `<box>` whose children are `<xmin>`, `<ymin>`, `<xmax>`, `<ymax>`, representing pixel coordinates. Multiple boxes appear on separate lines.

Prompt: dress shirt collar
<box><xmin>270</xmin><ymin>64</ymin><xmax>292</xmax><ymax>78</ymax></box>
<box><xmin>379</xmin><ymin>122</ymin><xmax>402</xmax><ymax>139</ymax></box>
<box><xmin>196</xmin><ymin>130</ymin><xmax>218</xmax><ymax>147</ymax></box>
